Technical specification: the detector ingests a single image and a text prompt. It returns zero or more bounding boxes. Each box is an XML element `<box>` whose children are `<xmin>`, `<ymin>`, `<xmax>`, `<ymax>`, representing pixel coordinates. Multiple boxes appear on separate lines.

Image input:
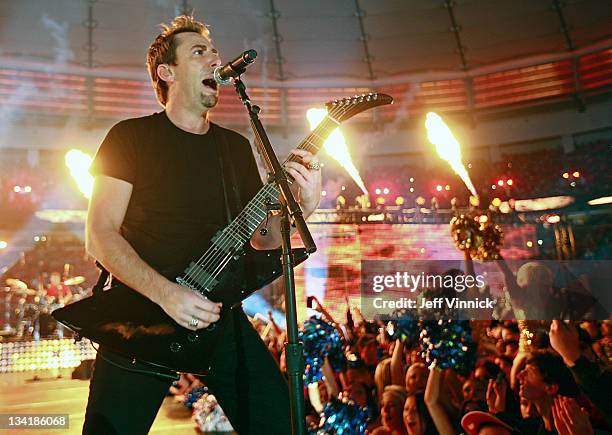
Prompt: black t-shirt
<box><xmin>90</xmin><ymin>111</ymin><xmax>263</xmax><ymax>274</ymax></box>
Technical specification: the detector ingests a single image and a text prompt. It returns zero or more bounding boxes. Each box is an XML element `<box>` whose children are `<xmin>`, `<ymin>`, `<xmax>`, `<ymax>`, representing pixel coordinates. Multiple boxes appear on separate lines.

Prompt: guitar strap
<box><xmin>212</xmin><ymin>123</ymin><xmax>243</xmax><ymax>224</ymax></box>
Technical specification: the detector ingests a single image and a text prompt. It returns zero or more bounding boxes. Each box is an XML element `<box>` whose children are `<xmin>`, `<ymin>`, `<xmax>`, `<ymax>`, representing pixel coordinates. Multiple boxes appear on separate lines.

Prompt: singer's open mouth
<box><xmin>202</xmin><ymin>78</ymin><xmax>217</xmax><ymax>90</ymax></box>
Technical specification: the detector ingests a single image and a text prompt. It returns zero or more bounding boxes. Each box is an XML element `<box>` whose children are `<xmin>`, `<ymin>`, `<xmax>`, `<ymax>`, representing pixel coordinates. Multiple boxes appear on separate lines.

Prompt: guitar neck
<box><xmin>179</xmin><ymin>92</ymin><xmax>394</xmax><ymax>290</ymax></box>
<box><xmin>219</xmin><ymin>115</ymin><xmax>339</xmax><ymax>245</ymax></box>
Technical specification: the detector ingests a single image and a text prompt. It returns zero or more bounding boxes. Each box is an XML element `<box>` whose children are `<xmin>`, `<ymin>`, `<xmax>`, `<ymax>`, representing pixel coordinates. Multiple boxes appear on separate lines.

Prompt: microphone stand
<box><xmin>232</xmin><ymin>76</ymin><xmax>316</xmax><ymax>435</ymax></box>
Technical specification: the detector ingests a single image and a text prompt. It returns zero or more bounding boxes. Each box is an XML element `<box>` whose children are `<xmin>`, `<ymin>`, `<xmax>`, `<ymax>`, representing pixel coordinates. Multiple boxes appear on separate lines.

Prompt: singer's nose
<box><xmin>210</xmin><ymin>57</ymin><xmax>221</xmax><ymax>69</ymax></box>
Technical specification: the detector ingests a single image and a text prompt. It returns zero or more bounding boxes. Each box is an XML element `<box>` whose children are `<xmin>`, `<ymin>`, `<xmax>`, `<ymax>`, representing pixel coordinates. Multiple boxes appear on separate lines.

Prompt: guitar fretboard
<box><xmin>178</xmin><ymin>115</ymin><xmax>339</xmax><ymax>291</ymax></box>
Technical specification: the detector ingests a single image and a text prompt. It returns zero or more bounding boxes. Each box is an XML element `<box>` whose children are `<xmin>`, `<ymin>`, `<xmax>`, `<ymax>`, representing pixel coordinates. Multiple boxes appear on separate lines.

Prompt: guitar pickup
<box><xmin>176</xmin><ymin>267</ymin><xmax>218</xmax><ymax>293</ymax></box>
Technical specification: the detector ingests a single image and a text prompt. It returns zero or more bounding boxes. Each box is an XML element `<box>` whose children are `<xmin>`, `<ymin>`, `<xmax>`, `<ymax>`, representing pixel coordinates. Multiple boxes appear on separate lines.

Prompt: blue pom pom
<box><xmin>419</xmin><ymin>320</ymin><xmax>476</xmax><ymax>375</ymax></box>
<box><xmin>299</xmin><ymin>316</ymin><xmax>345</xmax><ymax>385</ymax></box>
<box><xmin>183</xmin><ymin>386</ymin><xmax>208</xmax><ymax>409</ymax></box>
<box><xmin>311</xmin><ymin>399</ymin><xmax>369</xmax><ymax>434</ymax></box>
<box><xmin>385</xmin><ymin>308</ymin><xmax>418</xmax><ymax>344</ymax></box>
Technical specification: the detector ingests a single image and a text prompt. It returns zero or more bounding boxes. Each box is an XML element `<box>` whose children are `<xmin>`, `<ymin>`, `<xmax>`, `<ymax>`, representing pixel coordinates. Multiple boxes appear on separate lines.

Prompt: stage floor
<box><xmin>0</xmin><ymin>369</ymin><xmax>201</xmax><ymax>434</ymax></box>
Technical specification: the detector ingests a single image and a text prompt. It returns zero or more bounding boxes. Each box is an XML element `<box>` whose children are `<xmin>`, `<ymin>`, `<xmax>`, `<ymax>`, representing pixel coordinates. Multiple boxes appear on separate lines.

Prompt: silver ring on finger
<box><xmin>307</xmin><ymin>161</ymin><xmax>321</xmax><ymax>171</ymax></box>
<box><xmin>188</xmin><ymin>316</ymin><xmax>199</xmax><ymax>328</ymax></box>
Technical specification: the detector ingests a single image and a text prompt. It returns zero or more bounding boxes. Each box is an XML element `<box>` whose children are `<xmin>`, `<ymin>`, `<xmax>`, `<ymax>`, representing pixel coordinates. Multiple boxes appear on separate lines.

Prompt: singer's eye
<box><xmin>194</xmin><ymin>49</ymin><xmax>204</xmax><ymax>55</ymax></box>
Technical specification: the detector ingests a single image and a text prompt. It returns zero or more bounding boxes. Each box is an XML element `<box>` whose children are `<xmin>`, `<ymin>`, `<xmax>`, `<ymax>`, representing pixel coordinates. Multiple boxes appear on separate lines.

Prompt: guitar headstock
<box><xmin>325</xmin><ymin>93</ymin><xmax>393</xmax><ymax>123</ymax></box>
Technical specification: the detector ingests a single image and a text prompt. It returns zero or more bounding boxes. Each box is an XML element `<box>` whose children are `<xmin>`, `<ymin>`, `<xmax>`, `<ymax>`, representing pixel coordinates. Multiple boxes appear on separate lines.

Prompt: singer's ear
<box><xmin>157</xmin><ymin>64</ymin><xmax>174</xmax><ymax>84</ymax></box>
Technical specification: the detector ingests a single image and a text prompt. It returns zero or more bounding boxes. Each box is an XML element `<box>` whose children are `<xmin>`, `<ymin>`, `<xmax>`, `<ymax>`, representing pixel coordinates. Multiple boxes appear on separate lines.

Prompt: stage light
<box><xmin>341</xmin><ymin>185</ymin><xmax>346</xmax><ymax>191</ymax></box>
<box><xmin>34</xmin><ymin>236</ymin><xmax>40</xmax><ymax>242</ymax></box>
<box><xmin>573</xmin><ymin>171</ymin><xmax>580</xmax><ymax>178</ymax></box>
<box><xmin>497</xmin><ymin>179</ymin><xmax>504</xmax><ymax>187</ymax></box>
<box><xmin>409</xmin><ymin>177</ymin><xmax>414</xmax><ymax>183</ymax></box>
<box><xmin>546</xmin><ymin>214</ymin><xmax>561</xmax><ymax>224</ymax></box>
<box><xmin>65</xmin><ymin>149</ymin><xmax>94</xmax><ymax>198</ymax></box>
<box><xmin>321</xmin><ymin>190</ymin><xmax>327</xmax><ymax>197</ymax></box>
<box><xmin>13</xmin><ymin>185</ymin><xmax>21</xmax><ymax>193</ymax></box>
<box><xmin>588</xmin><ymin>196</ymin><xmax>612</xmax><ymax>206</ymax></box>
<box><xmin>24</xmin><ymin>185</ymin><xmax>32</xmax><ymax>193</ymax></box>
<box><xmin>383</xmin><ymin>188</ymin><xmax>389</xmax><ymax>194</ymax></box>
<box><xmin>416</xmin><ymin>196</ymin><xmax>426</xmax><ymax>205</ymax></box>
<box><xmin>526</xmin><ymin>241</ymin><xmax>533</xmax><ymax>248</ymax></box>
<box><xmin>570</xmin><ymin>181</ymin><xmax>576</xmax><ymax>187</ymax></box>
<box><xmin>409</xmin><ymin>187</ymin><xmax>415</xmax><ymax>193</ymax></box>
<box><xmin>375</xmin><ymin>188</ymin><xmax>381</xmax><ymax>195</ymax></box>
<box><xmin>436</xmin><ymin>185</ymin><xmax>443</xmax><ymax>192</ymax></box>
<box><xmin>376</xmin><ymin>196</ymin><xmax>385</xmax><ymax>205</ymax></box>
<box><xmin>469</xmin><ymin>196</ymin><xmax>480</xmax><ymax>207</ymax></box>
<box><xmin>0</xmin><ymin>241</ymin><xmax>7</xmax><ymax>249</ymax></box>
<box><xmin>491</xmin><ymin>185</ymin><xmax>496</xmax><ymax>190</ymax></box>
<box><xmin>562</xmin><ymin>172</ymin><xmax>569</xmax><ymax>179</ymax></box>
<box><xmin>492</xmin><ymin>197</ymin><xmax>502</xmax><ymax>207</ymax></box>
<box><xmin>395</xmin><ymin>196</ymin><xmax>405</xmax><ymax>206</ymax></box>
<box><xmin>445</xmin><ymin>185</ymin><xmax>451</xmax><ymax>191</ymax></box>
<box><xmin>537</xmin><ymin>239</ymin><xmax>543</xmax><ymax>246</ymax></box>
<box><xmin>478</xmin><ymin>215</ymin><xmax>488</xmax><ymax>223</ymax></box>
<box><xmin>506</xmin><ymin>179</ymin><xmax>513</xmax><ymax>186</ymax></box>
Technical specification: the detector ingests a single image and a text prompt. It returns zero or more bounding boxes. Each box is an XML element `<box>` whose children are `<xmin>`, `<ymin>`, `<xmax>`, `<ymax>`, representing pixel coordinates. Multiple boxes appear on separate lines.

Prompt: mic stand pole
<box><xmin>232</xmin><ymin>76</ymin><xmax>316</xmax><ymax>435</ymax></box>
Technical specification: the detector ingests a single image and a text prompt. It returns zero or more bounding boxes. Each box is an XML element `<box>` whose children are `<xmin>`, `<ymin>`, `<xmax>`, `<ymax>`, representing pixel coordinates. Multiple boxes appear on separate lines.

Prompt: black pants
<box><xmin>82</xmin><ymin>308</ymin><xmax>291</xmax><ymax>435</ymax></box>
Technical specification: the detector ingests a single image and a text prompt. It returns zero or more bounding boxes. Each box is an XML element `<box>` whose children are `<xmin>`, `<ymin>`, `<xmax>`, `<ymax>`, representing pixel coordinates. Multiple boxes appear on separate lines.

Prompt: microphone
<box><xmin>213</xmin><ymin>49</ymin><xmax>258</xmax><ymax>85</ymax></box>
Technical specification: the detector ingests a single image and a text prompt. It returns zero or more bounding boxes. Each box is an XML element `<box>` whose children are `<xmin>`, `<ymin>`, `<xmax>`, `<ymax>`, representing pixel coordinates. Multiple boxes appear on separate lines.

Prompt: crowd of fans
<box><xmin>170</xmin><ymin>295</ymin><xmax>611</xmax><ymax>434</ymax></box>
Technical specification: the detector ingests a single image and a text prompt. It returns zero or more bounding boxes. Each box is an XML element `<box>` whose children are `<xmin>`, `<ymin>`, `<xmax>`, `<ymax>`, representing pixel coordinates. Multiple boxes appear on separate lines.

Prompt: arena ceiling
<box><xmin>0</xmin><ymin>0</ymin><xmax>611</xmax><ymax>124</ymax></box>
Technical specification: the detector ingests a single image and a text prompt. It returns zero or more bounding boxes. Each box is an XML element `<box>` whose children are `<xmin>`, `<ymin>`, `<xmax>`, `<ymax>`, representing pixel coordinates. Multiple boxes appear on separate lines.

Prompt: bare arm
<box><xmin>390</xmin><ymin>339</ymin><xmax>405</xmax><ymax>386</ymax></box>
<box><xmin>322</xmin><ymin>357</ymin><xmax>340</xmax><ymax>399</ymax></box>
<box><xmin>495</xmin><ymin>257</ymin><xmax>525</xmax><ymax>310</ymax></box>
<box><xmin>312</xmin><ymin>296</ymin><xmax>348</xmax><ymax>343</ymax></box>
<box><xmin>86</xmin><ymin>175</ymin><xmax>221</xmax><ymax>330</ymax></box>
<box><xmin>424</xmin><ymin>364</ymin><xmax>456</xmax><ymax>435</ymax></box>
<box><xmin>463</xmin><ymin>249</ymin><xmax>478</xmax><ymax>298</ymax></box>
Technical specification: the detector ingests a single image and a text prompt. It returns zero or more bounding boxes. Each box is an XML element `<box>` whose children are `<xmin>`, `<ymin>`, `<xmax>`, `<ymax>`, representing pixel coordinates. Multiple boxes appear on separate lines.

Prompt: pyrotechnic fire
<box><xmin>425</xmin><ymin>112</ymin><xmax>477</xmax><ymax>197</ymax></box>
<box><xmin>65</xmin><ymin>149</ymin><xmax>93</xmax><ymax>198</ymax></box>
<box><xmin>306</xmin><ymin>108</ymin><xmax>368</xmax><ymax>195</ymax></box>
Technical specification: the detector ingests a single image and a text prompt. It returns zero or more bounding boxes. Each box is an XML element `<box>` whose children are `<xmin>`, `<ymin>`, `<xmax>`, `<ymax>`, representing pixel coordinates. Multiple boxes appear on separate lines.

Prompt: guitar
<box><xmin>53</xmin><ymin>93</ymin><xmax>393</xmax><ymax>374</ymax></box>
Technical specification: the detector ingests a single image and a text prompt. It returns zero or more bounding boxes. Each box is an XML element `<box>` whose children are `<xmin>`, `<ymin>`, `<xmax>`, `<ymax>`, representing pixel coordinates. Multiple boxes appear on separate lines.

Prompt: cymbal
<box><xmin>6</xmin><ymin>278</ymin><xmax>27</xmax><ymax>290</ymax></box>
<box><xmin>63</xmin><ymin>276</ymin><xmax>85</xmax><ymax>286</ymax></box>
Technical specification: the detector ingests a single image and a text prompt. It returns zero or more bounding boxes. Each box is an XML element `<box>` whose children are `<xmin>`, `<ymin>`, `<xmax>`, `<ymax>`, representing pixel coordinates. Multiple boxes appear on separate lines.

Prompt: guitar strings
<box><xmin>180</xmin><ymin>99</ymin><xmax>359</xmax><ymax>292</ymax></box>
<box><xmin>181</xmin><ymin>107</ymin><xmax>348</xmax><ymax>291</ymax></box>
<box><xmin>181</xmin><ymin>114</ymin><xmax>343</xmax><ymax>290</ymax></box>
<box><xmin>180</xmin><ymin>102</ymin><xmax>353</xmax><ymax>291</ymax></box>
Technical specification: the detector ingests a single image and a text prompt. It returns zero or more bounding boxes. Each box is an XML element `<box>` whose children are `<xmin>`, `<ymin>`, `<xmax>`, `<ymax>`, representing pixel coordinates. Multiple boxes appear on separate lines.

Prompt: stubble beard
<box><xmin>201</xmin><ymin>93</ymin><xmax>218</xmax><ymax>109</ymax></box>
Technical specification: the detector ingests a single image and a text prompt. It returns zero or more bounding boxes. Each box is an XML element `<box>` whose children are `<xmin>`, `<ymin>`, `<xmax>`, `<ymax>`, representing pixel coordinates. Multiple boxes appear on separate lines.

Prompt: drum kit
<box><xmin>1</xmin><ymin>276</ymin><xmax>86</xmax><ymax>340</ymax></box>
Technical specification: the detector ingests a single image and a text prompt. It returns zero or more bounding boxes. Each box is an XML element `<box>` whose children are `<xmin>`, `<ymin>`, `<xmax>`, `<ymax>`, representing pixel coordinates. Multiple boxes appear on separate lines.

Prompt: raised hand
<box><xmin>486</xmin><ymin>376</ymin><xmax>508</xmax><ymax>413</ymax></box>
<box><xmin>552</xmin><ymin>395</ymin><xmax>594</xmax><ymax>435</ymax></box>
<box><xmin>549</xmin><ymin>320</ymin><xmax>581</xmax><ymax>366</ymax></box>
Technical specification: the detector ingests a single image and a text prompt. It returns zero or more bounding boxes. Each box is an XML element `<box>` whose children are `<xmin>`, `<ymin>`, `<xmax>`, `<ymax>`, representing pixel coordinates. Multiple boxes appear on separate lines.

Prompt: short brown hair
<box><xmin>146</xmin><ymin>15</ymin><xmax>210</xmax><ymax>106</ymax></box>
<box><xmin>526</xmin><ymin>350</ymin><xmax>579</xmax><ymax>397</ymax></box>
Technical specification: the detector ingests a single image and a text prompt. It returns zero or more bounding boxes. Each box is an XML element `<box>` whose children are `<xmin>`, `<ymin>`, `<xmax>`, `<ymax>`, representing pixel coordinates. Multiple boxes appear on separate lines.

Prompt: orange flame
<box><xmin>306</xmin><ymin>108</ymin><xmax>367</xmax><ymax>195</ymax></box>
<box><xmin>65</xmin><ymin>149</ymin><xmax>93</xmax><ymax>198</ymax></box>
<box><xmin>425</xmin><ymin>112</ymin><xmax>477</xmax><ymax>197</ymax></box>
